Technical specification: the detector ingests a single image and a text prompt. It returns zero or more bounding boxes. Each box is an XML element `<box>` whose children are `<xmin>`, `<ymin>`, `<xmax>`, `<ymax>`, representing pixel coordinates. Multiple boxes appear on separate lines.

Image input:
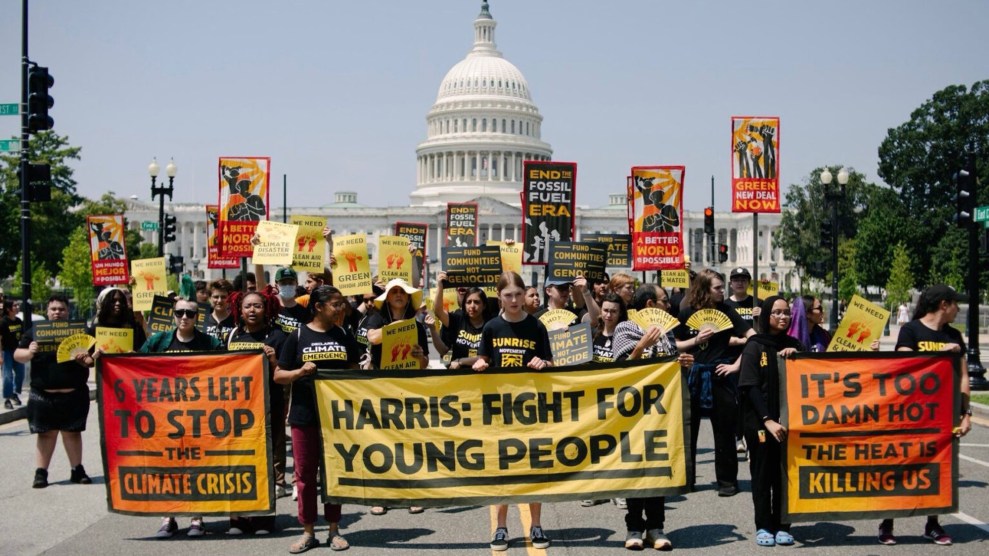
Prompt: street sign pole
<box><xmin>974</xmin><ymin>205</ymin><xmax>989</xmax><ymax>223</ymax></box>
<box><xmin>0</xmin><ymin>103</ymin><xmax>18</xmax><ymax>116</ymax></box>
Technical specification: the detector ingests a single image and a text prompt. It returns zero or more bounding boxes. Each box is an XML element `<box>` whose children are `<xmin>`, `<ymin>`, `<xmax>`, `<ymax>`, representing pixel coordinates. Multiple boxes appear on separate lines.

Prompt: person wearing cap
<box><xmin>538</xmin><ymin>275</ymin><xmax>600</xmax><ymax>326</ymax></box>
<box><xmin>877</xmin><ymin>284</ymin><xmax>971</xmax><ymax>546</ymax></box>
<box><xmin>725</xmin><ymin>267</ymin><xmax>759</xmax><ymax>455</ymax></box>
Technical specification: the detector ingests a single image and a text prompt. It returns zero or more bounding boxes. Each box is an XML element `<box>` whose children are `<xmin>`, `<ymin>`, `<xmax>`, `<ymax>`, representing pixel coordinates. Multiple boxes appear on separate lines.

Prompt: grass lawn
<box><xmin>972</xmin><ymin>393</ymin><xmax>989</xmax><ymax>407</ymax></box>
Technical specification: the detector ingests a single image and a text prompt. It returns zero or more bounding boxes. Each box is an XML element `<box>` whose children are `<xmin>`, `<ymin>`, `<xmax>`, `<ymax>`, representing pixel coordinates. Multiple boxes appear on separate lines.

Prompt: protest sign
<box><xmin>251</xmin><ymin>220</ymin><xmax>299</xmax><ymax>266</ymax></box>
<box><xmin>56</xmin><ymin>333</ymin><xmax>95</xmax><ymax>363</ymax></box>
<box><xmin>546</xmin><ymin>241</ymin><xmax>608</xmax><ymax>284</ymax></box>
<box><xmin>98</xmin><ymin>352</ymin><xmax>273</xmax><ymax>516</ymax></box>
<box><xmin>781</xmin><ymin>352</ymin><xmax>959</xmax><ymax>521</ymax></box>
<box><xmin>314</xmin><ymin>358</ymin><xmax>690</xmax><ymax>506</ymax></box>
<box><xmin>131</xmin><ymin>258</ymin><xmax>167</xmax><ymax>312</ymax></box>
<box><xmin>96</xmin><ymin>327</ymin><xmax>134</xmax><ymax>354</ymax></box>
<box><xmin>746</xmin><ymin>280</ymin><xmax>779</xmax><ymax>300</ymax></box>
<box><xmin>731</xmin><ymin>116</ymin><xmax>780</xmax><ymax>213</ymax></box>
<box><xmin>380</xmin><ymin>318</ymin><xmax>420</xmax><ymax>370</ymax></box>
<box><xmin>290</xmin><ymin>215</ymin><xmax>327</xmax><ymax>273</ymax></box>
<box><xmin>660</xmin><ymin>269</ymin><xmax>690</xmax><ymax>290</ymax></box>
<box><xmin>828</xmin><ymin>294</ymin><xmax>891</xmax><ymax>352</ymax></box>
<box><xmin>332</xmin><ymin>234</ymin><xmax>372</xmax><ymax>296</ymax></box>
<box><xmin>217</xmin><ymin>157</ymin><xmax>271</xmax><ymax>257</ymax></box>
<box><xmin>581</xmin><ymin>233</ymin><xmax>631</xmax><ymax>268</ymax></box>
<box><xmin>87</xmin><ymin>215</ymin><xmax>130</xmax><ymax>286</ymax></box>
<box><xmin>629</xmin><ymin>166</ymin><xmax>684</xmax><ymax>270</ymax></box>
<box><xmin>395</xmin><ymin>222</ymin><xmax>428</xmax><ymax>287</ymax></box>
<box><xmin>377</xmin><ymin>235</ymin><xmax>413</xmax><ymax>284</ymax></box>
<box><xmin>487</xmin><ymin>240</ymin><xmax>523</xmax><ymax>275</ymax></box>
<box><xmin>442</xmin><ymin>246</ymin><xmax>502</xmax><ymax>290</ymax></box>
<box><xmin>206</xmin><ymin>205</ymin><xmax>240</xmax><ymax>269</ymax></box>
<box><xmin>446</xmin><ymin>202</ymin><xmax>478</xmax><ymax>247</ymax></box>
<box><xmin>31</xmin><ymin>320</ymin><xmax>87</xmax><ymax>355</ymax></box>
<box><xmin>548</xmin><ymin>322</ymin><xmax>593</xmax><ymax>366</ymax></box>
<box><xmin>522</xmin><ymin>161</ymin><xmax>576</xmax><ymax>265</ymax></box>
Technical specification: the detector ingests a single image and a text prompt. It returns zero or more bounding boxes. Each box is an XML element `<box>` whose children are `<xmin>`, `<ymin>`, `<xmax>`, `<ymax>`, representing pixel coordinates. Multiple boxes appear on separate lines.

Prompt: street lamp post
<box><xmin>820</xmin><ymin>167</ymin><xmax>849</xmax><ymax>331</ymax></box>
<box><xmin>149</xmin><ymin>157</ymin><xmax>176</xmax><ymax>257</ymax></box>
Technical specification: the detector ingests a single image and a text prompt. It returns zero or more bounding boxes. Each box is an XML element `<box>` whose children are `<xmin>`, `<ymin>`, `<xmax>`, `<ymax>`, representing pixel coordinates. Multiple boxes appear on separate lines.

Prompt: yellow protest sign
<box><xmin>378</xmin><ymin>235</ymin><xmax>412</xmax><ymax>284</ymax></box>
<box><xmin>251</xmin><ymin>220</ymin><xmax>298</xmax><ymax>266</ymax></box>
<box><xmin>747</xmin><ymin>280</ymin><xmax>779</xmax><ymax>299</ymax></box>
<box><xmin>289</xmin><ymin>215</ymin><xmax>326</xmax><ymax>272</ymax></box>
<box><xmin>332</xmin><ymin>234</ymin><xmax>372</xmax><ymax>296</ymax></box>
<box><xmin>430</xmin><ymin>288</ymin><xmax>460</xmax><ymax>317</ymax></box>
<box><xmin>827</xmin><ymin>294</ymin><xmax>890</xmax><ymax>351</ymax></box>
<box><xmin>56</xmin><ymin>333</ymin><xmax>95</xmax><ymax>363</ymax></box>
<box><xmin>380</xmin><ymin>318</ymin><xmax>420</xmax><ymax>370</ymax></box>
<box><xmin>487</xmin><ymin>240</ymin><xmax>523</xmax><ymax>275</ymax></box>
<box><xmin>661</xmin><ymin>269</ymin><xmax>690</xmax><ymax>289</ymax></box>
<box><xmin>314</xmin><ymin>358</ymin><xmax>690</xmax><ymax>506</ymax></box>
<box><xmin>131</xmin><ymin>258</ymin><xmax>167</xmax><ymax>311</ymax></box>
<box><xmin>96</xmin><ymin>327</ymin><xmax>134</xmax><ymax>354</ymax></box>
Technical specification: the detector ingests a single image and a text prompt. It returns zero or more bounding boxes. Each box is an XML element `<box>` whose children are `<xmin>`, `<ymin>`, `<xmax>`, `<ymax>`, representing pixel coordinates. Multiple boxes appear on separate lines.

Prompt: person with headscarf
<box><xmin>738</xmin><ymin>296</ymin><xmax>804</xmax><ymax>547</ymax></box>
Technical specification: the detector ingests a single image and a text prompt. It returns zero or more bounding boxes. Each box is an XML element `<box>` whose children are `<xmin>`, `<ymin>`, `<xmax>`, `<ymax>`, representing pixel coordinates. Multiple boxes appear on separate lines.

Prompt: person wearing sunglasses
<box><xmin>139</xmin><ymin>297</ymin><xmax>224</xmax><ymax>539</ymax></box>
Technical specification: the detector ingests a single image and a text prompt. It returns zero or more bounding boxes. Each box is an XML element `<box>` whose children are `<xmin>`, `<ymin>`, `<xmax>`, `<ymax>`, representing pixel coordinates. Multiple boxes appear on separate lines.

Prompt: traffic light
<box><xmin>163</xmin><ymin>214</ymin><xmax>177</xmax><ymax>244</ymax></box>
<box><xmin>718</xmin><ymin>243</ymin><xmax>728</xmax><ymax>263</ymax></box>
<box><xmin>168</xmin><ymin>254</ymin><xmax>184</xmax><ymax>275</ymax></box>
<box><xmin>27</xmin><ymin>65</ymin><xmax>54</xmax><ymax>133</ymax></box>
<box><xmin>703</xmin><ymin>207</ymin><xmax>715</xmax><ymax>235</ymax></box>
<box><xmin>953</xmin><ymin>165</ymin><xmax>975</xmax><ymax>226</ymax></box>
<box><xmin>27</xmin><ymin>163</ymin><xmax>51</xmax><ymax>202</ymax></box>
<box><xmin>820</xmin><ymin>219</ymin><xmax>833</xmax><ymax>248</ymax></box>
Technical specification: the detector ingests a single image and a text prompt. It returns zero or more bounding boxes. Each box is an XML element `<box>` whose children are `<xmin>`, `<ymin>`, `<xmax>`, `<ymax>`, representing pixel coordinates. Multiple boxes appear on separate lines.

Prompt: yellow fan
<box><xmin>632</xmin><ymin>308</ymin><xmax>679</xmax><ymax>334</ymax></box>
<box><xmin>539</xmin><ymin>309</ymin><xmax>577</xmax><ymax>331</ymax></box>
<box><xmin>56</xmin><ymin>333</ymin><xmax>96</xmax><ymax>363</ymax></box>
<box><xmin>685</xmin><ymin>309</ymin><xmax>733</xmax><ymax>333</ymax></box>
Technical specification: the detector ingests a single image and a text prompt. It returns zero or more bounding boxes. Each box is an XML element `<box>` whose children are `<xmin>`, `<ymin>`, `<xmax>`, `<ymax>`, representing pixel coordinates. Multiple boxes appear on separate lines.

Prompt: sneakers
<box><xmin>187</xmin><ymin>518</ymin><xmax>205</xmax><ymax>537</ymax></box>
<box><xmin>275</xmin><ymin>484</ymin><xmax>291</xmax><ymax>498</ymax></box>
<box><xmin>924</xmin><ymin>523</ymin><xmax>952</xmax><ymax>545</ymax></box>
<box><xmin>529</xmin><ymin>526</ymin><xmax>550</xmax><ymax>549</ymax></box>
<box><xmin>580</xmin><ymin>499</ymin><xmax>599</xmax><ymax>507</ymax></box>
<box><xmin>156</xmin><ymin>517</ymin><xmax>178</xmax><ymax>538</ymax></box>
<box><xmin>613</xmin><ymin>497</ymin><xmax>628</xmax><ymax>509</ymax></box>
<box><xmin>490</xmin><ymin>527</ymin><xmax>509</xmax><ymax>551</ymax></box>
<box><xmin>645</xmin><ymin>529</ymin><xmax>672</xmax><ymax>551</ymax></box>
<box><xmin>70</xmin><ymin>464</ymin><xmax>92</xmax><ymax>484</ymax></box>
<box><xmin>736</xmin><ymin>437</ymin><xmax>747</xmax><ymax>453</ymax></box>
<box><xmin>625</xmin><ymin>530</ymin><xmax>644</xmax><ymax>550</ymax></box>
<box><xmin>11</xmin><ymin>394</ymin><xmax>21</xmax><ymax>406</ymax></box>
<box><xmin>3</xmin><ymin>399</ymin><xmax>11</xmax><ymax>410</ymax></box>
<box><xmin>32</xmin><ymin>468</ymin><xmax>48</xmax><ymax>489</ymax></box>
<box><xmin>877</xmin><ymin>521</ymin><xmax>896</xmax><ymax>545</ymax></box>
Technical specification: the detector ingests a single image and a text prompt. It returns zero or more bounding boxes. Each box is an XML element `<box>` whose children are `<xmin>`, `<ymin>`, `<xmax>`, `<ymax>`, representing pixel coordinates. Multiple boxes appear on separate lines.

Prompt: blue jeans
<box><xmin>2</xmin><ymin>350</ymin><xmax>25</xmax><ymax>399</ymax></box>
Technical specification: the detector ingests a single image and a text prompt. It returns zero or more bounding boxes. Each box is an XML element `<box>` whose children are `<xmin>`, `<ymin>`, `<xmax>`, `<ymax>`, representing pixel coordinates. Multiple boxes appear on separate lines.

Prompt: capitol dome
<box><xmin>411</xmin><ymin>0</ymin><xmax>553</xmax><ymax>207</ymax></box>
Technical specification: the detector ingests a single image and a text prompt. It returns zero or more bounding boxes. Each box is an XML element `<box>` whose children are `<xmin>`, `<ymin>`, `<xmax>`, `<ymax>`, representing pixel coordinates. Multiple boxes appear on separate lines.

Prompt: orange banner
<box><xmin>87</xmin><ymin>215</ymin><xmax>130</xmax><ymax>286</ymax></box>
<box><xmin>629</xmin><ymin>166</ymin><xmax>684</xmax><ymax>270</ymax></box>
<box><xmin>731</xmin><ymin>116</ymin><xmax>780</xmax><ymax>213</ymax></box>
<box><xmin>217</xmin><ymin>157</ymin><xmax>271</xmax><ymax>257</ymax></box>
<box><xmin>206</xmin><ymin>205</ymin><xmax>239</xmax><ymax>269</ymax></box>
<box><xmin>98</xmin><ymin>352</ymin><xmax>273</xmax><ymax>516</ymax></box>
<box><xmin>782</xmin><ymin>353</ymin><xmax>959</xmax><ymax>522</ymax></box>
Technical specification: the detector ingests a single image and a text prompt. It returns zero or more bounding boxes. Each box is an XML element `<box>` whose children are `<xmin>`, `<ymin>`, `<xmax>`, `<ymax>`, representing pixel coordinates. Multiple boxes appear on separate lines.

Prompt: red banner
<box><xmin>206</xmin><ymin>205</ymin><xmax>239</xmax><ymax>269</ymax></box>
<box><xmin>782</xmin><ymin>352</ymin><xmax>960</xmax><ymax>522</ymax></box>
<box><xmin>217</xmin><ymin>157</ymin><xmax>271</xmax><ymax>257</ymax></box>
<box><xmin>628</xmin><ymin>166</ymin><xmax>684</xmax><ymax>270</ymax></box>
<box><xmin>87</xmin><ymin>215</ymin><xmax>130</xmax><ymax>286</ymax></box>
<box><xmin>731</xmin><ymin>116</ymin><xmax>780</xmax><ymax>213</ymax></box>
<box><xmin>98</xmin><ymin>352</ymin><xmax>273</xmax><ymax>516</ymax></box>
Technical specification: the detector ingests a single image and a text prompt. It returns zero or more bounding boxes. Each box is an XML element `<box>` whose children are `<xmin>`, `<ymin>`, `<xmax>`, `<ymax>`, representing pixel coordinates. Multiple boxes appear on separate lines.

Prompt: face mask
<box><xmin>278</xmin><ymin>285</ymin><xmax>296</xmax><ymax>299</ymax></box>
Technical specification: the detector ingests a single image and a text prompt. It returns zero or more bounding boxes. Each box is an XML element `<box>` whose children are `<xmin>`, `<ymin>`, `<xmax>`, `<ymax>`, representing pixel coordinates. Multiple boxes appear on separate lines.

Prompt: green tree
<box><xmin>59</xmin><ymin>227</ymin><xmax>97</xmax><ymax>314</ymax></box>
<box><xmin>885</xmin><ymin>243</ymin><xmax>915</xmax><ymax>310</ymax></box>
<box><xmin>9</xmin><ymin>257</ymin><xmax>53</xmax><ymax>304</ymax></box>
<box><xmin>837</xmin><ymin>238</ymin><xmax>859</xmax><ymax>303</ymax></box>
<box><xmin>0</xmin><ymin>131</ymin><xmax>83</xmax><ymax>280</ymax></box>
<box><xmin>878</xmin><ymin>80</ymin><xmax>989</xmax><ymax>292</ymax></box>
<box><xmin>854</xmin><ymin>187</ymin><xmax>920</xmax><ymax>289</ymax></box>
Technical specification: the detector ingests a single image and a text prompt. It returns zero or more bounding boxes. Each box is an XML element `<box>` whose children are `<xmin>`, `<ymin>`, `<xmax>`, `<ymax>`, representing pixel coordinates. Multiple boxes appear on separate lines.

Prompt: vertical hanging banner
<box><xmin>522</xmin><ymin>161</ymin><xmax>576</xmax><ymax>265</ymax></box>
<box><xmin>332</xmin><ymin>234</ymin><xmax>372</xmax><ymax>296</ymax></box>
<box><xmin>98</xmin><ymin>352</ymin><xmax>274</xmax><ymax>516</ymax></box>
<box><xmin>582</xmin><ymin>233</ymin><xmax>631</xmax><ymax>268</ymax></box>
<box><xmin>446</xmin><ymin>202</ymin><xmax>478</xmax><ymax>247</ymax></box>
<box><xmin>781</xmin><ymin>353</ymin><xmax>959</xmax><ymax>522</ymax></box>
<box><xmin>731</xmin><ymin>116</ymin><xmax>780</xmax><ymax>213</ymax></box>
<box><xmin>377</xmin><ymin>235</ymin><xmax>413</xmax><ymax>284</ymax></box>
<box><xmin>629</xmin><ymin>166</ymin><xmax>684</xmax><ymax>270</ymax></box>
<box><xmin>290</xmin><ymin>215</ymin><xmax>327</xmax><ymax>273</ymax></box>
<box><xmin>87</xmin><ymin>215</ymin><xmax>130</xmax><ymax>286</ymax></box>
<box><xmin>395</xmin><ymin>222</ymin><xmax>428</xmax><ymax>287</ymax></box>
<box><xmin>217</xmin><ymin>157</ymin><xmax>271</xmax><ymax>257</ymax></box>
<box><xmin>206</xmin><ymin>205</ymin><xmax>240</xmax><ymax>269</ymax></box>
<box><xmin>130</xmin><ymin>258</ymin><xmax>167</xmax><ymax>312</ymax></box>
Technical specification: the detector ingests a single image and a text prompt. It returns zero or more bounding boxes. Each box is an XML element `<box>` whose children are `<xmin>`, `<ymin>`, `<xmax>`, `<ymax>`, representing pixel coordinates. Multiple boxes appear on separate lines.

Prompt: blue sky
<box><xmin>2</xmin><ymin>0</ymin><xmax>987</xmax><ymax>211</ymax></box>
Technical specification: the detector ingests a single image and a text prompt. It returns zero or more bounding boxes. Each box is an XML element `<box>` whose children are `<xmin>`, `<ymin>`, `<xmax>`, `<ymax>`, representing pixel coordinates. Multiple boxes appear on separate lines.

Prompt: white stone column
<box><xmin>474</xmin><ymin>152</ymin><xmax>481</xmax><ymax>181</ymax></box>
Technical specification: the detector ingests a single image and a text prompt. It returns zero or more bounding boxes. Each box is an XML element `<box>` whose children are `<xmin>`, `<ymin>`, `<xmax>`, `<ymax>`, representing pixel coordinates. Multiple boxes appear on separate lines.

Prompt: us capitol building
<box><xmin>126</xmin><ymin>1</ymin><xmax>797</xmax><ymax>290</ymax></box>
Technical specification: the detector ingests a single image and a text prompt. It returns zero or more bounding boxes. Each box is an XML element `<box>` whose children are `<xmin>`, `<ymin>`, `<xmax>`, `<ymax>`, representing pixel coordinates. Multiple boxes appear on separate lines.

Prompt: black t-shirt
<box><xmin>204</xmin><ymin>313</ymin><xmax>236</xmax><ymax>342</ymax></box>
<box><xmin>364</xmin><ymin>312</ymin><xmax>429</xmax><ymax>369</ymax></box>
<box><xmin>1</xmin><ymin>315</ymin><xmax>24</xmax><ymax>352</ymax></box>
<box><xmin>275</xmin><ymin>304</ymin><xmax>311</xmax><ymax>334</ymax></box>
<box><xmin>228</xmin><ymin>326</ymin><xmax>287</xmax><ymax>402</ymax></box>
<box><xmin>279</xmin><ymin>325</ymin><xmax>359</xmax><ymax>427</ymax></box>
<box><xmin>725</xmin><ymin>295</ymin><xmax>756</xmax><ymax>358</ymax></box>
<box><xmin>446</xmin><ymin>311</ymin><xmax>485</xmax><ymax>360</ymax></box>
<box><xmin>479</xmin><ymin>314</ymin><xmax>552</xmax><ymax>368</ymax></box>
<box><xmin>895</xmin><ymin>319</ymin><xmax>967</xmax><ymax>352</ymax></box>
<box><xmin>20</xmin><ymin>328</ymin><xmax>89</xmax><ymax>390</ymax></box>
<box><xmin>592</xmin><ymin>332</ymin><xmax>615</xmax><ymax>363</ymax></box>
<box><xmin>675</xmin><ymin>302</ymin><xmax>751</xmax><ymax>364</ymax></box>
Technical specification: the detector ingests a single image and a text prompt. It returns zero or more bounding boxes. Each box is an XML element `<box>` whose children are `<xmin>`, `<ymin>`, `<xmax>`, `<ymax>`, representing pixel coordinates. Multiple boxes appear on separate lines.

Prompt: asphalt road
<box><xmin>1</xmin><ymin>402</ymin><xmax>987</xmax><ymax>555</ymax></box>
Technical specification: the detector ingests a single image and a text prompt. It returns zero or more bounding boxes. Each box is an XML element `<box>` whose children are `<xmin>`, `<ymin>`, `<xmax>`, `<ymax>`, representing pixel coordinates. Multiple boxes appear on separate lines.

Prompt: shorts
<box><xmin>27</xmin><ymin>387</ymin><xmax>90</xmax><ymax>434</ymax></box>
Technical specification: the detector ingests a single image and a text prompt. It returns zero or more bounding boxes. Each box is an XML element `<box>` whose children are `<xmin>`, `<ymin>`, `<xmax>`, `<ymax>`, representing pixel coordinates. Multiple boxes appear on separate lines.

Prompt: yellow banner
<box><xmin>131</xmin><ymin>258</ymin><xmax>167</xmax><ymax>311</ymax></box>
<box><xmin>332</xmin><ymin>234</ymin><xmax>372</xmax><ymax>296</ymax></box>
<box><xmin>251</xmin><ymin>220</ymin><xmax>298</xmax><ymax>266</ymax></box>
<box><xmin>314</xmin><ymin>359</ymin><xmax>690</xmax><ymax>506</ymax></box>
<box><xmin>487</xmin><ymin>240</ymin><xmax>523</xmax><ymax>275</ymax></box>
<box><xmin>380</xmin><ymin>318</ymin><xmax>419</xmax><ymax>370</ymax></box>
<box><xmin>428</xmin><ymin>288</ymin><xmax>460</xmax><ymax>317</ymax></box>
<box><xmin>378</xmin><ymin>235</ymin><xmax>413</xmax><ymax>284</ymax></box>
<box><xmin>660</xmin><ymin>269</ymin><xmax>690</xmax><ymax>289</ymax></box>
<box><xmin>828</xmin><ymin>294</ymin><xmax>891</xmax><ymax>352</ymax></box>
<box><xmin>96</xmin><ymin>327</ymin><xmax>134</xmax><ymax>354</ymax></box>
<box><xmin>290</xmin><ymin>215</ymin><xmax>327</xmax><ymax>273</ymax></box>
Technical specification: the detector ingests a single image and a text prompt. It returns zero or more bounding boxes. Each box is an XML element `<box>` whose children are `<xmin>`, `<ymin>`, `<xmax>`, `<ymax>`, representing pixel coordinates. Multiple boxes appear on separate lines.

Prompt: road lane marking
<box><xmin>960</xmin><ymin>454</ymin><xmax>989</xmax><ymax>468</ymax></box>
<box><xmin>951</xmin><ymin>511</ymin><xmax>989</xmax><ymax>534</ymax></box>
<box><xmin>959</xmin><ymin>443</ymin><xmax>989</xmax><ymax>448</ymax></box>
